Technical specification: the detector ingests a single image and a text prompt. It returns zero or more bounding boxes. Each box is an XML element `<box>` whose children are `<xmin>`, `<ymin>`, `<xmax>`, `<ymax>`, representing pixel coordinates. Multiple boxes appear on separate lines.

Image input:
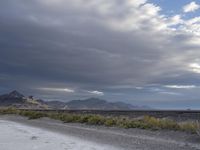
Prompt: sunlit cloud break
<box><xmin>164</xmin><ymin>85</ymin><xmax>196</xmax><ymax>89</ymax></box>
<box><xmin>88</xmin><ymin>91</ymin><xmax>104</xmax><ymax>96</ymax></box>
<box><xmin>38</xmin><ymin>87</ymin><xmax>74</xmax><ymax>93</ymax></box>
<box><xmin>189</xmin><ymin>63</ymin><xmax>200</xmax><ymax>74</ymax></box>
<box><xmin>159</xmin><ymin>91</ymin><xmax>182</xmax><ymax>96</ymax></box>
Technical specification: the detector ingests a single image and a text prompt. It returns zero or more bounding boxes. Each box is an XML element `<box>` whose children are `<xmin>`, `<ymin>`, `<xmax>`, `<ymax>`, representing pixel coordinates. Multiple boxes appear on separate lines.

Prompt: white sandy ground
<box><xmin>0</xmin><ymin>119</ymin><xmax>119</xmax><ymax>150</ymax></box>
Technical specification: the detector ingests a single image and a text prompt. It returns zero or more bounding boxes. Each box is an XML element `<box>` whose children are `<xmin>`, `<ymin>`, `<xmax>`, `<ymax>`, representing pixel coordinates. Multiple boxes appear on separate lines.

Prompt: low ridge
<box><xmin>0</xmin><ymin>91</ymin><xmax>150</xmax><ymax>110</ymax></box>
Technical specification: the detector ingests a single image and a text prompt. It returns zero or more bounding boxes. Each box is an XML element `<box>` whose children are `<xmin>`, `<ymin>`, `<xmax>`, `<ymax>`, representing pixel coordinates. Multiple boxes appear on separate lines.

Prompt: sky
<box><xmin>0</xmin><ymin>0</ymin><xmax>200</xmax><ymax>109</ymax></box>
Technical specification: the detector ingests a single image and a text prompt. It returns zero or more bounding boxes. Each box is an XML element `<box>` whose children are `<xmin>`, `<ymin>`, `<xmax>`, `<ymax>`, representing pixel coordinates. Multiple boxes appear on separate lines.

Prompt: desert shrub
<box><xmin>19</xmin><ymin>111</ymin><xmax>47</xmax><ymax>120</ymax></box>
<box><xmin>179</xmin><ymin>121</ymin><xmax>198</xmax><ymax>133</ymax></box>
<box><xmin>0</xmin><ymin>107</ymin><xmax>20</xmax><ymax>115</ymax></box>
<box><xmin>159</xmin><ymin>119</ymin><xmax>179</xmax><ymax>130</ymax></box>
<box><xmin>104</xmin><ymin>118</ymin><xmax>117</xmax><ymax>127</ymax></box>
<box><xmin>48</xmin><ymin>113</ymin><xmax>61</xmax><ymax>120</ymax></box>
<box><xmin>87</xmin><ymin>115</ymin><xmax>105</xmax><ymax>125</ymax></box>
<box><xmin>71</xmin><ymin>115</ymin><xmax>83</xmax><ymax>122</ymax></box>
<box><xmin>128</xmin><ymin>120</ymin><xmax>141</xmax><ymax>128</ymax></box>
<box><xmin>115</xmin><ymin>117</ymin><xmax>134</xmax><ymax>128</ymax></box>
<box><xmin>142</xmin><ymin>116</ymin><xmax>160</xmax><ymax>129</ymax></box>
<box><xmin>77</xmin><ymin>115</ymin><xmax>92</xmax><ymax>123</ymax></box>
<box><xmin>140</xmin><ymin>116</ymin><xmax>179</xmax><ymax>130</ymax></box>
<box><xmin>52</xmin><ymin>113</ymin><xmax>82</xmax><ymax>123</ymax></box>
<box><xmin>59</xmin><ymin>114</ymin><xmax>75</xmax><ymax>123</ymax></box>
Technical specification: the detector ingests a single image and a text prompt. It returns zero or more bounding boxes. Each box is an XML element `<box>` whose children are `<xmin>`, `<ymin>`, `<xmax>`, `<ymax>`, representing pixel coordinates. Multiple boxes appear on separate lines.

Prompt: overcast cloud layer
<box><xmin>0</xmin><ymin>0</ymin><xmax>200</xmax><ymax>109</ymax></box>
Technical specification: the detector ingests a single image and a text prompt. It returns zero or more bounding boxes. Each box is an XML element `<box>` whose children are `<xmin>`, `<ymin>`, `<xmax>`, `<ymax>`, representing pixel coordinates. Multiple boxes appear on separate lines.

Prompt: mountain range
<box><xmin>0</xmin><ymin>90</ymin><xmax>150</xmax><ymax>110</ymax></box>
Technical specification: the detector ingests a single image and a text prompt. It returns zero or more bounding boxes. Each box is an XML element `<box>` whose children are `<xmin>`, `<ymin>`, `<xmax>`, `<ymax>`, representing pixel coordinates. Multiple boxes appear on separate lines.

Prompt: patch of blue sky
<box><xmin>149</xmin><ymin>0</ymin><xmax>200</xmax><ymax>19</ymax></box>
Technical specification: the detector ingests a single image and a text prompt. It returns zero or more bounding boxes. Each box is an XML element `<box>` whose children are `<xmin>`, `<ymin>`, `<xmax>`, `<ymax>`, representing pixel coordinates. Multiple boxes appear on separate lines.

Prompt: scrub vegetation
<box><xmin>0</xmin><ymin>108</ymin><xmax>200</xmax><ymax>135</ymax></box>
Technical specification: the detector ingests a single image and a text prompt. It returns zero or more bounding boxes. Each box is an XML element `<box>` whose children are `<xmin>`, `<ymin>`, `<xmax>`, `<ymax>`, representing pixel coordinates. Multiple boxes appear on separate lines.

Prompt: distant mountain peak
<box><xmin>65</xmin><ymin>97</ymin><xmax>145</xmax><ymax>110</ymax></box>
<box><xmin>7</xmin><ymin>90</ymin><xmax>24</xmax><ymax>98</ymax></box>
<box><xmin>0</xmin><ymin>91</ymin><xmax>49</xmax><ymax>109</ymax></box>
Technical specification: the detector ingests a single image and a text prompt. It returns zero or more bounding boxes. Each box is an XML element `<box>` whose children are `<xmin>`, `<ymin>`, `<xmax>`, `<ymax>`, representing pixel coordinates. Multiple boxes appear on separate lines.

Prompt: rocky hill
<box><xmin>0</xmin><ymin>91</ymin><xmax>49</xmax><ymax>109</ymax></box>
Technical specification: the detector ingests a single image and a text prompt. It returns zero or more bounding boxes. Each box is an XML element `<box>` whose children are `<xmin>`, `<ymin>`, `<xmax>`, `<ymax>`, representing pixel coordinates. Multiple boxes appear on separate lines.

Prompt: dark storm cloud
<box><xmin>0</xmin><ymin>1</ymin><xmax>161</xmax><ymax>86</ymax></box>
<box><xmin>0</xmin><ymin>0</ymin><xmax>200</xmax><ymax>108</ymax></box>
